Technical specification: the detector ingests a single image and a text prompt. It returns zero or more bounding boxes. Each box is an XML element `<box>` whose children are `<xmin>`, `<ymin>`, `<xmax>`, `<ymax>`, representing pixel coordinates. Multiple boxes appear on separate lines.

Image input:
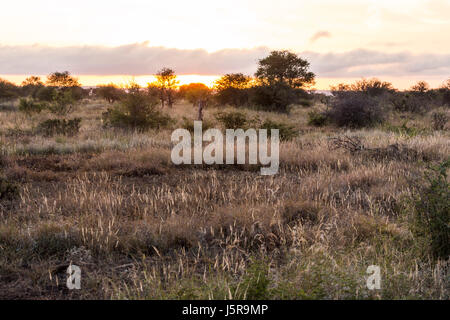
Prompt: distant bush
<box><xmin>18</xmin><ymin>98</ymin><xmax>46</xmax><ymax>115</ymax></box>
<box><xmin>390</xmin><ymin>92</ymin><xmax>431</xmax><ymax>114</ymax></box>
<box><xmin>307</xmin><ymin>110</ymin><xmax>328</xmax><ymax>127</ymax></box>
<box><xmin>96</xmin><ymin>84</ymin><xmax>124</xmax><ymax>103</ymax></box>
<box><xmin>260</xmin><ymin>119</ymin><xmax>297</xmax><ymax>141</ymax></box>
<box><xmin>431</xmin><ymin>112</ymin><xmax>447</xmax><ymax>130</ymax></box>
<box><xmin>102</xmin><ymin>87</ymin><xmax>173</xmax><ymax>130</ymax></box>
<box><xmin>215</xmin><ymin>111</ymin><xmax>253</xmax><ymax>129</ymax></box>
<box><xmin>47</xmin><ymin>90</ymin><xmax>77</xmax><ymax>115</ymax></box>
<box><xmin>411</xmin><ymin>160</ymin><xmax>450</xmax><ymax>260</ymax></box>
<box><xmin>327</xmin><ymin>92</ymin><xmax>383</xmax><ymax>128</ymax></box>
<box><xmin>37</xmin><ymin>118</ymin><xmax>81</xmax><ymax>137</ymax></box>
<box><xmin>35</xmin><ymin>86</ymin><xmax>56</xmax><ymax>102</ymax></box>
<box><xmin>181</xmin><ymin>117</ymin><xmax>214</xmax><ymax>133</ymax></box>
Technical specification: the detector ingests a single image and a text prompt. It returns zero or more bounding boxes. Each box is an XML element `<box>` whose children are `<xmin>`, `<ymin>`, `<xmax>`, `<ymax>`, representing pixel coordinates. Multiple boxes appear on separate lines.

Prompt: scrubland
<box><xmin>0</xmin><ymin>99</ymin><xmax>448</xmax><ymax>299</ymax></box>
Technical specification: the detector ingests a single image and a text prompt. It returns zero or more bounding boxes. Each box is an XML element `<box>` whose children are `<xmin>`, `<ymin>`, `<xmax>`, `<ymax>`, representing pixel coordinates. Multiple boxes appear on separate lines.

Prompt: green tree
<box><xmin>255</xmin><ymin>50</ymin><xmax>315</xmax><ymax>88</ymax></box>
<box><xmin>253</xmin><ymin>50</ymin><xmax>315</xmax><ymax>112</ymax></box>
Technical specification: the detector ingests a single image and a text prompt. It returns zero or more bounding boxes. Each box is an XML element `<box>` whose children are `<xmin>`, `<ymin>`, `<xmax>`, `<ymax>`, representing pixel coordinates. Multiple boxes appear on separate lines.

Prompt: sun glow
<box><xmin>3</xmin><ymin>74</ymin><xmax>221</xmax><ymax>89</ymax></box>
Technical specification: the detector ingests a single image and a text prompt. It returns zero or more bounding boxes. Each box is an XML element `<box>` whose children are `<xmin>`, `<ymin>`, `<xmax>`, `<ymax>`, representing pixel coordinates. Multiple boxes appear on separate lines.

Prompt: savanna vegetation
<box><xmin>0</xmin><ymin>51</ymin><xmax>448</xmax><ymax>299</ymax></box>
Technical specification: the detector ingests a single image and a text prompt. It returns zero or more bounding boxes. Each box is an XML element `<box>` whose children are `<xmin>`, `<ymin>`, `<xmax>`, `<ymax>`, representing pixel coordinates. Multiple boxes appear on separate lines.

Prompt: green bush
<box><xmin>215</xmin><ymin>111</ymin><xmax>253</xmax><ymax>129</ymax></box>
<box><xmin>241</xmin><ymin>260</ymin><xmax>271</xmax><ymax>300</ymax></box>
<box><xmin>384</xmin><ymin>121</ymin><xmax>426</xmax><ymax>137</ymax></box>
<box><xmin>181</xmin><ymin>117</ymin><xmax>214</xmax><ymax>133</ymax></box>
<box><xmin>102</xmin><ymin>89</ymin><xmax>173</xmax><ymax>130</ymax></box>
<box><xmin>37</xmin><ymin>118</ymin><xmax>81</xmax><ymax>137</ymax></box>
<box><xmin>307</xmin><ymin>111</ymin><xmax>328</xmax><ymax>127</ymax></box>
<box><xmin>260</xmin><ymin>119</ymin><xmax>298</xmax><ymax>141</ymax></box>
<box><xmin>412</xmin><ymin>159</ymin><xmax>449</xmax><ymax>260</ymax></box>
<box><xmin>47</xmin><ymin>90</ymin><xmax>76</xmax><ymax>115</ymax></box>
<box><xmin>18</xmin><ymin>98</ymin><xmax>46</xmax><ymax>115</ymax></box>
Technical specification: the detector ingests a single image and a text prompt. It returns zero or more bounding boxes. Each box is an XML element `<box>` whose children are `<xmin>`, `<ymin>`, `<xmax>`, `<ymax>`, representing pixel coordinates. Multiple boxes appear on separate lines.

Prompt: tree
<box><xmin>178</xmin><ymin>83</ymin><xmax>211</xmax><ymax>106</ymax></box>
<box><xmin>411</xmin><ymin>81</ymin><xmax>430</xmax><ymax>94</ymax></box>
<box><xmin>253</xmin><ymin>50</ymin><xmax>315</xmax><ymax>112</ymax></box>
<box><xmin>214</xmin><ymin>73</ymin><xmax>251</xmax><ymax>107</ymax></box>
<box><xmin>96</xmin><ymin>84</ymin><xmax>123</xmax><ymax>103</ymax></box>
<box><xmin>331</xmin><ymin>78</ymin><xmax>395</xmax><ymax>97</ymax></box>
<box><xmin>0</xmin><ymin>78</ymin><xmax>19</xmax><ymax>101</ymax></box>
<box><xmin>154</xmin><ymin>68</ymin><xmax>179</xmax><ymax>108</ymax></box>
<box><xmin>21</xmin><ymin>76</ymin><xmax>44</xmax><ymax>98</ymax></box>
<box><xmin>46</xmin><ymin>71</ymin><xmax>80</xmax><ymax>88</ymax></box>
<box><xmin>255</xmin><ymin>50</ymin><xmax>315</xmax><ymax>88</ymax></box>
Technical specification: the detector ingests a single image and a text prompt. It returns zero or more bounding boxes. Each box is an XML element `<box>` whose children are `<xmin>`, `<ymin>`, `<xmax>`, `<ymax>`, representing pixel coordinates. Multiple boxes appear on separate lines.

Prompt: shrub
<box><xmin>35</xmin><ymin>86</ymin><xmax>55</xmax><ymax>102</ymax></box>
<box><xmin>431</xmin><ymin>111</ymin><xmax>447</xmax><ymax>130</ymax></box>
<box><xmin>18</xmin><ymin>98</ymin><xmax>46</xmax><ymax>115</ymax></box>
<box><xmin>328</xmin><ymin>92</ymin><xmax>384</xmax><ymax>128</ymax></box>
<box><xmin>37</xmin><ymin>118</ymin><xmax>81</xmax><ymax>137</ymax></box>
<box><xmin>390</xmin><ymin>92</ymin><xmax>431</xmax><ymax>114</ymax></box>
<box><xmin>384</xmin><ymin>121</ymin><xmax>426</xmax><ymax>138</ymax></box>
<box><xmin>96</xmin><ymin>84</ymin><xmax>124</xmax><ymax>103</ymax></box>
<box><xmin>47</xmin><ymin>90</ymin><xmax>76</xmax><ymax>115</ymax></box>
<box><xmin>412</xmin><ymin>159</ymin><xmax>449</xmax><ymax>260</ymax></box>
<box><xmin>307</xmin><ymin>110</ymin><xmax>328</xmax><ymax>127</ymax></box>
<box><xmin>260</xmin><ymin>119</ymin><xmax>298</xmax><ymax>141</ymax></box>
<box><xmin>102</xmin><ymin>89</ymin><xmax>173</xmax><ymax>130</ymax></box>
<box><xmin>241</xmin><ymin>260</ymin><xmax>271</xmax><ymax>300</ymax></box>
<box><xmin>215</xmin><ymin>111</ymin><xmax>253</xmax><ymax>129</ymax></box>
<box><xmin>0</xmin><ymin>176</ymin><xmax>19</xmax><ymax>201</ymax></box>
<box><xmin>181</xmin><ymin>117</ymin><xmax>214</xmax><ymax>133</ymax></box>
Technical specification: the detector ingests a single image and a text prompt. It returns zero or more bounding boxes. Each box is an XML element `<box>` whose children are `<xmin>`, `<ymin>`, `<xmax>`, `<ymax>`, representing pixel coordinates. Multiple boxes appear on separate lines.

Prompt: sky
<box><xmin>0</xmin><ymin>0</ymin><xmax>449</xmax><ymax>89</ymax></box>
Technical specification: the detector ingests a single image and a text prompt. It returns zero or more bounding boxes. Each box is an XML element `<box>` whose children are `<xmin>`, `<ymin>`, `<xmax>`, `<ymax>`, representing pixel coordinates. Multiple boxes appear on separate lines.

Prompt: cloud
<box><xmin>0</xmin><ymin>43</ymin><xmax>269</xmax><ymax>76</ymax></box>
<box><xmin>0</xmin><ymin>43</ymin><xmax>449</xmax><ymax>79</ymax></box>
<box><xmin>309</xmin><ymin>31</ymin><xmax>332</xmax><ymax>43</ymax></box>
<box><xmin>302</xmin><ymin>49</ymin><xmax>450</xmax><ymax>77</ymax></box>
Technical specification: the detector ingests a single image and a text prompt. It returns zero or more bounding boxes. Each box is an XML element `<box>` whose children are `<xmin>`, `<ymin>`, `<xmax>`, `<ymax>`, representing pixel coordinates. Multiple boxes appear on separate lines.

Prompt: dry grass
<box><xmin>0</xmin><ymin>99</ymin><xmax>448</xmax><ymax>299</ymax></box>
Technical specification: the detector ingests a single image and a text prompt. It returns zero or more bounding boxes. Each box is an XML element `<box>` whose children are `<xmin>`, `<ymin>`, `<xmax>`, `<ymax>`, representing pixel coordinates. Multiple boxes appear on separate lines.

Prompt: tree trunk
<box><xmin>197</xmin><ymin>100</ymin><xmax>204</xmax><ymax>121</ymax></box>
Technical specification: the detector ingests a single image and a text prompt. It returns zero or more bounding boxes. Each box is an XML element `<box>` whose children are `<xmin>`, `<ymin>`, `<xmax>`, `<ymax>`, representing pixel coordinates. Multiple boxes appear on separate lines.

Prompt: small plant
<box><xmin>431</xmin><ymin>111</ymin><xmax>447</xmax><ymax>130</ymax></box>
<box><xmin>37</xmin><ymin>118</ymin><xmax>81</xmax><ymax>137</ymax></box>
<box><xmin>260</xmin><ymin>119</ymin><xmax>298</xmax><ymax>141</ymax></box>
<box><xmin>307</xmin><ymin>110</ymin><xmax>328</xmax><ymax>127</ymax></box>
<box><xmin>18</xmin><ymin>98</ymin><xmax>46</xmax><ymax>115</ymax></box>
<box><xmin>411</xmin><ymin>159</ymin><xmax>449</xmax><ymax>260</ymax></box>
<box><xmin>241</xmin><ymin>260</ymin><xmax>271</xmax><ymax>300</ymax></box>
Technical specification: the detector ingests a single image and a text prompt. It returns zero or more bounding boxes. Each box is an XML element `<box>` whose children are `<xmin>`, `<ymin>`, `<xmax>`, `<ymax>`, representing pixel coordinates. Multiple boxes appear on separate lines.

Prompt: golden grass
<box><xmin>0</xmin><ymin>99</ymin><xmax>448</xmax><ymax>299</ymax></box>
